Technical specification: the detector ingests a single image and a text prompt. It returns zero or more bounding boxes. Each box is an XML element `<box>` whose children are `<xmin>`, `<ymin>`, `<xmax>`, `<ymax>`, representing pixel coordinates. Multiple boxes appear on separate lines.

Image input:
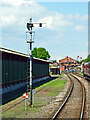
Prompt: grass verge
<box><xmin>2</xmin><ymin>77</ymin><xmax>66</xmax><ymax>118</ymax></box>
<box><xmin>79</xmin><ymin>72</ymin><xmax>83</xmax><ymax>76</ymax></box>
<box><xmin>36</xmin><ymin>78</ymin><xmax>66</xmax><ymax>96</ymax></box>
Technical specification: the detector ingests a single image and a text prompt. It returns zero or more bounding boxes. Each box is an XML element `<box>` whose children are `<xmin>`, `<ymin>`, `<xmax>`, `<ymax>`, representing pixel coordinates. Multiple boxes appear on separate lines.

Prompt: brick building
<box><xmin>59</xmin><ymin>56</ymin><xmax>81</xmax><ymax>72</ymax></box>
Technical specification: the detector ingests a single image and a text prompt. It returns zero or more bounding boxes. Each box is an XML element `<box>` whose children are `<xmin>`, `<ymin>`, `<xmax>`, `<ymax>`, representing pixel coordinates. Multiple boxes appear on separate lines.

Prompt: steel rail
<box><xmin>73</xmin><ymin>72</ymin><xmax>84</xmax><ymax>79</ymax></box>
<box><xmin>70</xmin><ymin>73</ymin><xmax>86</xmax><ymax>120</ymax></box>
<box><xmin>52</xmin><ymin>74</ymin><xmax>74</xmax><ymax>120</ymax></box>
<box><xmin>74</xmin><ymin>72</ymin><xmax>90</xmax><ymax>81</ymax></box>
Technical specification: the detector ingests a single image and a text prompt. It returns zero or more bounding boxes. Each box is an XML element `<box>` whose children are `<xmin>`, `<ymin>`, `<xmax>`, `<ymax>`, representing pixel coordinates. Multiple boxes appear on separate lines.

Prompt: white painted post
<box><xmin>25</xmin><ymin>98</ymin><xmax>27</xmax><ymax>111</ymax></box>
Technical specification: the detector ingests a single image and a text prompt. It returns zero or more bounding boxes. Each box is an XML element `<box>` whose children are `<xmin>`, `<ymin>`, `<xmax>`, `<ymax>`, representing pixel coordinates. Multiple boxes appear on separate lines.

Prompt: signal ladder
<box><xmin>27</xmin><ymin>58</ymin><xmax>30</xmax><ymax>93</ymax></box>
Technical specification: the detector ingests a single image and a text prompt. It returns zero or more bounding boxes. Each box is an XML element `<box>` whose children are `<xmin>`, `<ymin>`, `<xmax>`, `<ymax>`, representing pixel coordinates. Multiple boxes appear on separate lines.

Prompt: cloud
<box><xmin>0</xmin><ymin>0</ymin><xmax>36</xmax><ymax>6</ymax></box>
<box><xmin>66</xmin><ymin>14</ymin><xmax>88</xmax><ymax>21</ymax></box>
<box><xmin>1</xmin><ymin>0</ymin><xmax>23</xmax><ymax>6</ymax></box>
<box><xmin>2</xmin><ymin>0</ymin><xmax>88</xmax><ymax>3</ymax></box>
<box><xmin>74</xmin><ymin>25</ymin><xmax>84</xmax><ymax>31</ymax></box>
<box><xmin>28</xmin><ymin>0</ymin><xmax>89</xmax><ymax>2</ymax></box>
<box><xmin>38</xmin><ymin>13</ymin><xmax>87</xmax><ymax>32</ymax></box>
<box><xmin>38</xmin><ymin>13</ymin><xmax>73</xmax><ymax>31</ymax></box>
<box><xmin>0</xmin><ymin>1</ymin><xmax>46</xmax><ymax>27</ymax></box>
<box><xmin>0</xmin><ymin>1</ymin><xmax>88</xmax><ymax>60</ymax></box>
<box><xmin>0</xmin><ymin>0</ymin><xmax>87</xmax><ymax>32</ymax></box>
<box><xmin>1</xmin><ymin>15</ymin><xmax>16</xmax><ymax>26</ymax></box>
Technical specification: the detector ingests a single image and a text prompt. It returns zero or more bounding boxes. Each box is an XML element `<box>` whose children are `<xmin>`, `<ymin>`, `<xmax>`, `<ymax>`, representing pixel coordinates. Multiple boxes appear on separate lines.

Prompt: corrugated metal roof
<box><xmin>0</xmin><ymin>47</ymin><xmax>49</xmax><ymax>63</ymax></box>
<box><xmin>0</xmin><ymin>47</ymin><xmax>28</xmax><ymax>57</ymax></box>
<box><xmin>33</xmin><ymin>57</ymin><xmax>50</xmax><ymax>63</ymax></box>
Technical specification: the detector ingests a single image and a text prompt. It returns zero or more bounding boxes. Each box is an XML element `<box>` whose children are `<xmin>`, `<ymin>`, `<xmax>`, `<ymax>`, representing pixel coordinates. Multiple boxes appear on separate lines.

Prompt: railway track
<box><xmin>74</xmin><ymin>72</ymin><xmax>90</xmax><ymax>81</ymax></box>
<box><xmin>52</xmin><ymin>74</ymin><xmax>74</xmax><ymax>120</ymax></box>
<box><xmin>73</xmin><ymin>72</ymin><xmax>84</xmax><ymax>79</ymax></box>
<box><xmin>52</xmin><ymin>73</ymin><xmax>86</xmax><ymax>120</ymax></box>
<box><xmin>72</xmin><ymin>73</ymin><xmax>89</xmax><ymax>119</ymax></box>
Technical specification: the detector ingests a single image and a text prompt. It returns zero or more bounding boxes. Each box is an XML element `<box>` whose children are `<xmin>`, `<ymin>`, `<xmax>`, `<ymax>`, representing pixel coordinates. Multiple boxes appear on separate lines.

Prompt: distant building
<box><xmin>49</xmin><ymin>56</ymin><xmax>81</xmax><ymax>74</ymax></box>
<box><xmin>50</xmin><ymin>66</ymin><xmax>60</xmax><ymax>75</ymax></box>
<box><xmin>49</xmin><ymin>60</ymin><xmax>60</xmax><ymax>75</ymax></box>
<box><xmin>59</xmin><ymin>56</ymin><xmax>81</xmax><ymax>72</ymax></box>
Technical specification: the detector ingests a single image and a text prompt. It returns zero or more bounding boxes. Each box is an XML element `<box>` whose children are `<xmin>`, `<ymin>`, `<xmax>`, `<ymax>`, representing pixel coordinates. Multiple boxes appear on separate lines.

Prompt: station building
<box><xmin>59</xmin><ymin>56</ymin><xmax>81</xmax><ymax>72</ymax></box>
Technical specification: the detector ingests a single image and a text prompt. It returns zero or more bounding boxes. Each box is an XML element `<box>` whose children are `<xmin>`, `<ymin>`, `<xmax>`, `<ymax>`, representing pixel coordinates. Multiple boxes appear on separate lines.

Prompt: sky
<box><xmin>0</xmin><ymin>0</ymin><xmax>89</xmax><ymax>61</ymax></box>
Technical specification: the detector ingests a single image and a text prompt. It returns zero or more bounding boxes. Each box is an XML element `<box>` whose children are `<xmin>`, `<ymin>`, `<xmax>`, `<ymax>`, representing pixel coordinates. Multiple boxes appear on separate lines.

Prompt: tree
<box><xmin>32</xmin><ymin>48</ymin><xmax>37</xmax><ymax>58</ymax></box>
<box><xmin>32</xmin><ymin>47</ymin><xmax>51</xmax><ymax>60</ymax></box>
<box><xmin>81</xmin><ymin>54</ymin><xmax>90</xmax><ymax>63</ymax></box>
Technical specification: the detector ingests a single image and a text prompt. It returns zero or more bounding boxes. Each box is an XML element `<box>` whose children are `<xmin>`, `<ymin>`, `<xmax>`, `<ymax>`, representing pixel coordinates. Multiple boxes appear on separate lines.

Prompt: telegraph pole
<box><xmin>26</xmin><ymin>18</ymin><xmax>46</xmax><ymax>106</ymax></box>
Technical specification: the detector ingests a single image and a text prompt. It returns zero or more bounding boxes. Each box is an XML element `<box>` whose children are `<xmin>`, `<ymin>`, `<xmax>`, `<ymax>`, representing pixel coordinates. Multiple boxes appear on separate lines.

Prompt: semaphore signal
<box><xmin>27</xmin><ymin>18</ymin><xmax>46</xmax><ymax>30</ymax></box>
<box><xmin>26</xmin><ymin>18</ymin><xmax>46</xmax><ymax>106</ymax></box>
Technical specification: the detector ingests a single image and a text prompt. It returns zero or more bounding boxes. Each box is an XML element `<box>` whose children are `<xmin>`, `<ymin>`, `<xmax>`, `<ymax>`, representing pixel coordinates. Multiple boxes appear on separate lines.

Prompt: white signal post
<box><xmin>26</xmin><ymin>18</ymin><xmax>46</xmax><ymax>106</ymax></box>
<box><xmin>23</xmin><ymin>93</ymin><xmax>28</xmax><ymax>110</ymax></box>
